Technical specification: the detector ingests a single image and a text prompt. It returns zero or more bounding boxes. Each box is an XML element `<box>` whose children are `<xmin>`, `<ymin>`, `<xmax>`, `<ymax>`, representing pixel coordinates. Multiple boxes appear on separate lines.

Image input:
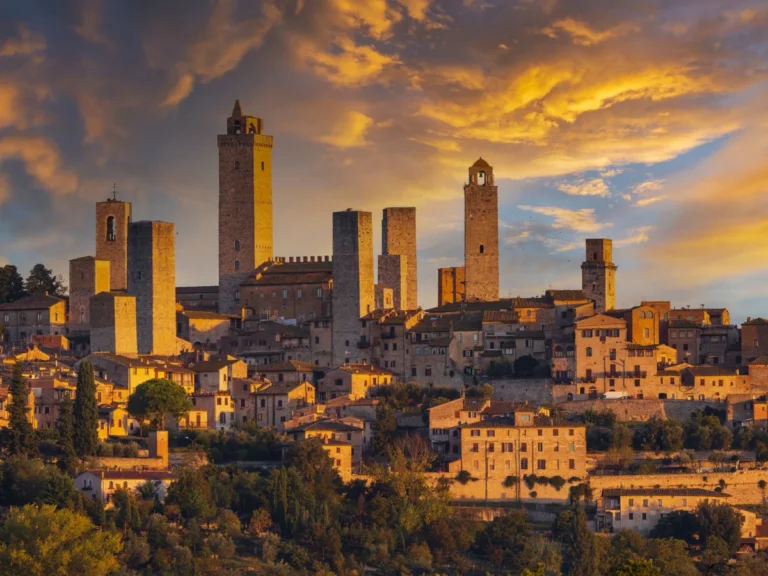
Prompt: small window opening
<box><xmin>106</xmin><ymin>216</ymin><xmax>116</xmax><ymax>241</ymax></box>
<box><xmin>480</xmin><ymin>244</ymin><xmax>484</xmax><ymax>254</ymax></box>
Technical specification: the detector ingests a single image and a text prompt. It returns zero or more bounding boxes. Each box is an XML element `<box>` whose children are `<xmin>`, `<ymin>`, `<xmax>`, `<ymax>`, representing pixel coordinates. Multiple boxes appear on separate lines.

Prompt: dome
<box><xmin>472</xmin><ymin>157</ymin><xmax>491</xmax><ymax>169</ymax></box>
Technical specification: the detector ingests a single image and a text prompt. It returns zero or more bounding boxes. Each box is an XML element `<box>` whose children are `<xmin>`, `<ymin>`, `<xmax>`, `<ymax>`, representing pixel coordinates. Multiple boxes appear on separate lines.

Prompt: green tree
<box><xmin>613</xmin><ymin>558</ymin><xmax>660</xmax><ymax>576</ymax></box>
<box><xmin>555</xmin><ymin>505</ymin><xmax>600</xmax><ymax>576</ymax></box>
<box><xmin>164</xmin><ymin>466</ymin><xmax>215</xmax><ymax>521</ymax></box>
<box><xmin>696</xmin><ymin>500</ymin><xmax>743</xmax><ymax>555</ymax></box>
<box><xmin>73</xmin><ymin>361</ymin><xmax>99</xmax><ymax>457</ymax></box>
<box><xmin>760</xmin><ymin>479</ymin><xmax>767</xmax><ymax>502</ymax></box>
<box><xmin>0</xmin><ymin>457</ymin><xmax>76</xmax><ymax>508</ymax></box>
<box><xmin>372</xmin><ymin>404</ymin><xmax>398</xmax><ymax>456</ymax></box>
<box><xmin>56</xmin><ymin>399</ymin><xmax>77</xmax><ymax>473</ymax></box>
<box><xmin>645</xmin><ymin>538</ymin><xmax>698</xmax><ymax>576</ymax></box>
<box><xmin>514</xmin><ymin>354</ymin><xmax>539</xmax><ymax>377</ymax></box>
<box><xmin>0</xmin><ymin>264</ymin><xmax>26</xmax><ymax>304</ymax></box>
<box><xmin>0</xmin><ymin>504</ymin><xmax>121</xmax><ymax>575</ymax></box>
<box><xmin>127</xmin><ymin>378</ymin><xmax>191</xmax><ymax>431</ymax></box>
<box><xmin>24</xmin><ymin>263</ymin><xmax>65</xmax><ymax>296</ymax></box>
<box><xmin>649</xmin><ymin>510</ymin><xmax>699</xmax><ymax>544</ymax></box>
<box><xmin>475</xmin><ymin>510</ymin><xmax>533</xmax><ymax>572</ymax></box>
<box><xmin>7</xmin><ymin>363</ymin><xmax>35</xmax><ymax>456</ymax></box>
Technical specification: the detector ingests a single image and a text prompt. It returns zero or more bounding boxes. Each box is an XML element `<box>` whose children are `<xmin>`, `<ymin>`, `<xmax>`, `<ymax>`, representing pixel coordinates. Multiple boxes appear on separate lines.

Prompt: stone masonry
<box><xmin>332</xmin><ymin>210</ymin><xmax>374</xmax><ymax>366</ymax></box>
<box><xmin>96</xmin><ymin>199</ymin><xmax>132</xmax><ymax>291</ymax></box>
<box><xmin>437</xmin><ymin>266</ymin><xmax>465</xmax><ymax>305</ymax></box>
<box><xmin>218</xmin><ymin>100</ymin><xmax>273</xmax><ymax>314</ymax></box>
<box><xmin>582</xmin><ymin>238</ymin><xmax>617</xmax><ymax>313</ymax></box>
<box><xmin>377</xmin><ymin>254</ymin><xmax>407</xmax><ymax>310</ymax></box>
<box><xmin>68</xmin><ymin>256</ymin><xmax>110</xmax><ymax>332</ymax></box>
<box><xmin>464</xmin><ymin>158</ymin><xmax>499</xmax><ymax>301</ymax></box>
<box><xmin>381</xmin><ymin>207</ymin><xmax>417</xmax><ymax>309</ymax></box>
<box><xmin>90</xmin><ymin>292</ymin><xmax>138</xmax><ymax>356</ymax></box>
<box><xmin>128</xmin><ymin>221</ymin><xmax>176</xmax><ymax>355</ymax></box>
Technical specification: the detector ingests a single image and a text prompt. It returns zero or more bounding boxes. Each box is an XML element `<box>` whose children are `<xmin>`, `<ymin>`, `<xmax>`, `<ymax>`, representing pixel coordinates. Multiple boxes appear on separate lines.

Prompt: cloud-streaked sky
<box><xmin>1</xmin><ymin>0</ymin><xmax>768</xmax><ymax>321</ymax></box>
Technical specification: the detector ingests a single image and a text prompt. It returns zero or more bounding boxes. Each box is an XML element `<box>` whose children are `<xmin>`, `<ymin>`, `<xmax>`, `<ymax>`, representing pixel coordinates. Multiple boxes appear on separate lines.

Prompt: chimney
<box><xmin>310</xmin><ymin>256</ymin><xmax>315</xmax><ymax>262</ymax></box>
<box><xmin>303</xmin><ymin>256</ymin><xmax>308</xmax><ymax>262</ymax></box>
<box><xmin>289</xmin><ymin>257</ymin><xmax>294</xmax><ymax>263</ymax></box>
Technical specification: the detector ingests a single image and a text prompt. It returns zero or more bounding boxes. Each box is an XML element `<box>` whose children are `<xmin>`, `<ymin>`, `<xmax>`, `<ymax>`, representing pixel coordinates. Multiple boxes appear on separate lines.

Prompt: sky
<box><xmin>1</xmin><ymin>0</ymin><xmax>767</xmax><ymax>322</ymax></box>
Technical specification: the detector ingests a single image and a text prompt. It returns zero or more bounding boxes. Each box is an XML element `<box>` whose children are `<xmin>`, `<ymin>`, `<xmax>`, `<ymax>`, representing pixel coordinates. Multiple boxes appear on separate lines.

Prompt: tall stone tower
<box><xmin>96</xmin><ymin>199</ymin><xmax>132</xmax><ymax>291</ymax></box>
<box><xmin>128</xmin><ymin>221</ymin><xmax>176</xmax><ymax>355</ymax></box>
<box><xmin>581</xmin><ymin>238</ymin><xmax>617</xmax><ymax>313</ymax></box>
<box><xmin>437</xmin><ymin>266</ymin><xmax>465</xmax><ymax>306</ymax></box>
<box><xmin>218</xmin><ymin>99</ymin><xmax>273</xmax><ymax>314</ymax></box>
<box><xmin>380</xmin><ymin>207</ymin><xmax>417</xmax><ymax>309</ymax></box>
<box><xmin>464</xmin><ymin>158</ymin><xmax>499</xmax><ymax>302</ymax></box>
<box><xmin>332</xmin><ymin>210</ymin><xmax>374</xmax><ymax>366</ymax></box>
<box><xmin>68</xmin><ymin>256</ymin><xmax>110</xmax><ymax>333</ymax></box>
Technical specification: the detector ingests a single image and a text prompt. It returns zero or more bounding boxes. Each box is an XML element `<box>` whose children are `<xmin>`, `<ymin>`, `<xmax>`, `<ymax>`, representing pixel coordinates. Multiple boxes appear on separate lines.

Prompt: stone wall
<box><xmin>90</xmin><ymin>292</ymin><xmax>137</xmax><ymax>355</ymax></box>
<box><xmin>381</xmin><ymin>207</ymin><xmax>417</xmax><ymax>309</ymax></box>
<box><xmin>438</xmin><ymin>266</ymin><xmax>465</xmax><ymax>306</ymax></box>
<box><xmin>332</xmin><ymin>210</ymin><xmax>374</xmax><ymax>366</ymax></box>
<box><xmin>377</xmin><ymin>254</ymin><xmax>407</xmax><ymax>310</ymax></box>
<box><xmin>96</xmin><ymin>199</ymin><xmax>132</xmax><ymax>291</ymax></box>
<box><xmin>128</xmin><ymin>221</ymin><xmax>176</xmax><ymax>356</ymax></box>
<box><xmin>492</xmin><ymin>378</ymin><xmax>553</xmax><ymax>404</ymax></box>
<box><xmin>581</xmin><ymin>239</ymin><xmax>616</xmax><ymax>313</ymax></box>
<box><xmin>69</xmin><ymin>257</ymin><xmax>110</xmax><ymax>332</ymax></box>
<box><xmin>94</xmin><ymin>456</ymin><xmax>166</xmax><ymax>470</ymax></box>
<box><xmin>559</xmin><ymin>398</ymin><xmax>720</xmax><ymax>422</ymax></box>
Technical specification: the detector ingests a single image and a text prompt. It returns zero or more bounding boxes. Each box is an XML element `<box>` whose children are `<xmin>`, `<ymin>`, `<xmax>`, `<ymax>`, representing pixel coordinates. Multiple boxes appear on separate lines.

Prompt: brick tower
<box><xmin>96</xmin><ymin>198</ymin><xmax>132</xmax><ymax>291</ymax></box>
<box><xmin>90</xmin><ymin>292</ymin><xmax>138</xmax><ymax>356</ymax></box>
<box><xmin>464</xmin><ymin>158</ymin><xmax>499</xmax><ymax>302</ymax></box>
<box><xmin>380</xmin><ymin>207</ymin><xmax>417</xmax><ymax>309</ymax></box>
<box><xmin>68</xmin><ymin>256</ymin><xmax>110</xmax><ymax>332</ymax></box>
<box><xmin>218</xmin><ymin>99</ymin><xmax>274</xmax><ymax>314</ymax></box>
<box><xmin>582</xmin><ymin>238</ymin><xmax>617</xmax><ymax>313</ymax></box>
<box><xmin>332</xmin><ymin>210</ymin><xmax>374</xmax><ymax>366</ymax></box>
<box><xmin>128</xmin><ymin>221</ymin><xmax>176</xmax><ymax>355</ymax></box>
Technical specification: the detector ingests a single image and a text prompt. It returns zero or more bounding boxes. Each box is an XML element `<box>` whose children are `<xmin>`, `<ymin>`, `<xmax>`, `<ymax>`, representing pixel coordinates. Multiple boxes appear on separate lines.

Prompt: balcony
<box><xmin>553</xmin><ymin>378</ymin><xmax>573</xmax><ymax>385</ymax></box>
<box><xmin>582</xmin><ymin>377</ymin><xmax>596</xmax><ymax>384</ymax></box>
<box><xmin>357</xmin><ymin>339</ymin><xmax>370</xmax><ymax>349</ymax></box>
<box><xmin>381</xmin><ymin>332</ymin><xmax>397</xmax><ymax>339</ymax></box>
<box><xmin>631</xmin><ymin>371</ymin><xmax>648</xmax><ymax>379</ymax></box>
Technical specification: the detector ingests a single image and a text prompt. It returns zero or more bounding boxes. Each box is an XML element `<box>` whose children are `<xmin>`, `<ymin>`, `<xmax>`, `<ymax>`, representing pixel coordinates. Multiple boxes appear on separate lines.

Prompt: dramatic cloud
<box><xmin>317</xmin><ymin>111</ymin><xmax>375</xmax><ymax>148</ymax></box>
<box><xmin>615</xmin><ymin>226</ymin><xmax>652</xmax><ymax>247</ymax></box>
<box><xmin>633</xmin><ymin>195</ymin><xmax>666</xmax><ymax>207</ymax></box>
<box><xmin>517</xmin><ymin>205</ymin><xmax>610</xmax><ymax>233</ymax></box>
<box><xmin>0</xmin><ymin>25</ymin><xmax>45</xmax><ymax>58</ymax></box>
<box><xmin>0</xmin><ymin>136</ymin><xmax>79</xmax><ymax>198</ymax></box>
<box><xmin>633</xmin><ymin>179</ymin><xmax>665</xmax><ymax>195</ymax></box>
<box><xmin>556</xmin><ymin>178</ymin><xmax>610</xmax><ymax>197</ymax></box>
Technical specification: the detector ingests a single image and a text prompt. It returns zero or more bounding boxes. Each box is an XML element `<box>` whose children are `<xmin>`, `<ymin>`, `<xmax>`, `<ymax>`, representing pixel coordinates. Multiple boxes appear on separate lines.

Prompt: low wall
<box><xmin>561</xmin><ymin>399</ymin><xmax>719</xmax><ymax>422</ymax></box>
<box><xmin>492</xmin><ymin>379</ymin><xmax>553</xmax><ymax>404</ymax></box>
<box><xmin>590</xmin><ymin>469</ymin><xmax>768</xmax><ymax>505</ymax></box>
<box><xmin>94</xmin><ymin>456</ymin><xmax>166</xmax><ymax>470</ymax></box>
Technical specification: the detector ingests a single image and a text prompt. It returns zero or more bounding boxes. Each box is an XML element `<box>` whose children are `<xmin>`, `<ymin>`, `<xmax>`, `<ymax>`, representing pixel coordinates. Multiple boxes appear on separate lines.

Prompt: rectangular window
<box><xmin>642</xmin><ymin>513</ymin><xmax>647</xmax><ymax>520</ymax></box>
<box><xmin>568</xmin><ymin>442</ymin><xmax>575</xmax><ymax>452</ymax></box>
<box><xmin>297</xmin><ymin>289</ymin><xmax>302</xmax><ymax>299</ymax></box>
<box><xmin>569</xmin><ymin>459</ymin><xmax>575</xmax><ymax>470</ymax></box>
<box><xmin>537</xmin><ymin>459</ymin><xmax>546</xmax><ymax>470</ymax></box>
<box><xmin>629</xmin><ymin>499</ymin><xmax>634</xmax><ymax>506</ymax></box>
<box><xmin>520</xmin><ymin>458</ymin><xmax>528</xmax><ymax>470</ymax></box>
<box><xmin>520</xmin><ymin>442</ymin><xmax>527</xmax><ymax>452</ymax></box>
<box><xmin>471</xmin><ymin>430</ymin><xmax>480</xmax><ymax>437</ymax></box>
<box><xmin>537</xmin><ymin>442</ymin><xmax>543</xmax><ymax>452</ymax></box>
<box><xmin>629</xmin><ymin>513</ymin><xmax>634</xmax><ymax>520</ymax></box>
<box><xmin>487</xmin><ymin>430</ymin><xmax>495</xmax><ymax>437</ymax></box>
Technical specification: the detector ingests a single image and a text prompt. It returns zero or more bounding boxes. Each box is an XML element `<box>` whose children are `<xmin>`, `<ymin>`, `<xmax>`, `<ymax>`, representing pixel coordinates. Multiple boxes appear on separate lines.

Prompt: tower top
<box><xmin>226</xmin><ymin>99</ymin><xmax>264</xmax><ymax>135</ymax></box>
<box><xmin>467</xmin><ymin>157</ymin><xmax>494</xmax><ymax>186</ymax></box>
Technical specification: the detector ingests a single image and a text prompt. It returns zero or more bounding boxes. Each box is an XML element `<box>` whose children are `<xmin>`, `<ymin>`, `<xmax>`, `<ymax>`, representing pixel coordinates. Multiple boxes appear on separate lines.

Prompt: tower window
<box><xmin>592</xmin><ymin>283</ymin><xmax>596</xmax><ymax>292</ymax></box>
<box><xmin>480</xmin><ymin>244</ymin><xmax>484</xmax><ymax>254</ymax></box>
<box><xmin>593</xmin><ymin>252</ymin><xmax>598</xmax><ymax>261</ymax></box>
<box><xmin>234</xmin><ymin>290</ymin><xmax>240</xmax><ymax>301</ymax></box>
<box><xmin>106</xmin><ymin>216</ymin><xmax>116</xmax><ymax>241</ymax></box>
<box><xmin>234</xmin><ymin>260</ymin><xmax>240</xmax><ymax>271</ymax></box>
<box><xmin>235</xmin><ymin>240</ymin><xmax>240</xmax><ymax>252</ymax></box>
<box><xmin>261</xmin><ymin>161</ymin><xmax>265</xmax><ymax>171</ymax></box>
<box><xmin>234</xmin><ymin>161</ymin><xmax>240</xmax><ymax>170</ymax></box>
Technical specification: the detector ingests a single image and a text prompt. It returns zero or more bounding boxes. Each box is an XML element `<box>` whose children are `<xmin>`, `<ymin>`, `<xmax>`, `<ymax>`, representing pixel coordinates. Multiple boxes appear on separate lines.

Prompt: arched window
<box><xmin>80</xmin><ymin>311</ymin><xmax>85</xmax><ymax>323</ymax></box>
<box><xmin>567</xmin><ymin>393</ymin><xmax>573</xmax><ymax>401</ymax></box>
<box><xmin>234</xmin><ymin>290</ymin><xmax>240</xmax><ymax>301</ymax></box>
<box><xmin>106</xmin><ymin>216</ymin><xmax>116</xmax><ymax>241</ymax></box>
<box><xmin>480</xmin><ymin>244</ymin><xmax>485</xmax><ymax>254</ymax></box>
<box><xmin>478</xmin><ymin>171</ymin><xmax>486</xmax><ymax>185</ymax></box>
<box><xmin>234</xmin><ymin>260</ymin><xmax>240</xmax><ymax>271</ymax></box>
<box><xmin>234</xmin><ymin>161</ymin><xmax>240</xmax><ymax>170</ymax></box>
<box><xmin>235</xmin><ymin>240</ymin><xmax>240</xmax><ymax>252</ymax></box>
<box><xmin>586</xmin><ymin>347</ymin><xmax>593</xmax><ymax>357</ymax></box>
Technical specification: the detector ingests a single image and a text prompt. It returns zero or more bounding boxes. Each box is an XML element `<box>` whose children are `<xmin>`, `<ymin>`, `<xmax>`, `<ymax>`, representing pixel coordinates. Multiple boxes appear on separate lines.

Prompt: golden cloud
<box><xmin>297</xmin><ymin>35</ymin><xmax>400</xmax><ymax>86</ymax></box>
<box><xmin>542</xmin><ymin>18</ymin><xmax>640</xmax><ymax>46</ymax></box>
<box><xmin>517</xmin><ymin>205</ymin><xmax>610</xmax><ymax>233</ymax></box>
<box><xmin>0</xmin><ymin>25</ymin><xmax>46</xmax><ymax>58</ymax></box>
<box><xmin>317</xmin><ymin>111</ymin><xmax>375</xmax><ymax>148</ymax></box>
<box><xmin>556</xmin><ymin>178</ymin><xmax>610</xmax><ymax>197</ymax></box>
<box><xmin>0</xmin><ymin>136</ymin><xmax>79</xmax><ymax>198</ymax></box>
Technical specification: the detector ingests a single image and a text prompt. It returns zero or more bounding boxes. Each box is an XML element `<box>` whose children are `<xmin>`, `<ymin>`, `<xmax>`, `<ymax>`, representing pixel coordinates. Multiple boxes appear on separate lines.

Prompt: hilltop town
<box><xmin>2</xmin><ymin>101</ymin><xmax>768</xmax><ymax>574</ymax></box>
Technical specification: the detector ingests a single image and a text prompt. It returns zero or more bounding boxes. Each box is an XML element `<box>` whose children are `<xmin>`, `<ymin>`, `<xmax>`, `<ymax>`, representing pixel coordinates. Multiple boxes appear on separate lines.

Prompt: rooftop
<box><xmin>256</xmin><ymin>360</ymin><xmax>317</xmax><ymax>373</ymax></box>
<box><xmin>0</xmin><ymin>294</ymin><xmax>65</xmax><ymax>311</ymax></box>
<box><xmin>601</xmin><ymin>488</ymin><xmax>729</xmax><ymax>498</ymax></box>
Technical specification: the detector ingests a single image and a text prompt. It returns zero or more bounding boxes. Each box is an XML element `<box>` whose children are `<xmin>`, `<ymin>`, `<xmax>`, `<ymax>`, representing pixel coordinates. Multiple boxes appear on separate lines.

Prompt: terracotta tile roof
<box><xmin>750</xmin><ymin>356</ymin><xmax>768</xmax><ymax>366</ymax></box>
<box><xmin>295</xmin><ymin>419</ymin><xmax>360</xmax><ymax>432</ymax></box>
<box><xmin>575</xmin><ymin>313</ymin><xmax>626</xmax><ymax>328</ymax></box>
<box><xmin>482</xmin><ymin>310</ymin><xmax>519</xmax><ymax>323</ymax></box>
<box><xmin>256</xmin><ymin>360</ymin><xmax>316</xmax><ymax>372</ymax></box>
<box><xmin>545</xmin><ymin>289</ymin><xmax>588</xmax><ymax>302</ymax></box>
<box><xmin>744</xmin><ymin>318</ymin><xmax>768</xmax><ymax>326</ymax></box>
<box><xmin>336</xmin><ymin>363</ymin><xmax>393</xmax><ymax>376</ymax></box>
<box><xmin>255</xmin><ymin>381</ymin><xmax>312</xmax><ymax>395</ymax></box>
<box><xmin>601</xmin><ymin>488</ymin><xmax>728</xmax><ymax>498</ymax></box>
<box><xmin>81</xmin><ymin>470</ymin><xmax>174</xmax><ymax>481</ymax></box>
<box><xmin>671</xmin><ymin>319</ymin><xmax>701</xmax><ymax>329</ymax></box>
<box><xmin>180</xmin><ymin>310</ymin><xmax>233</xmax><ymax>320</ymax></box>
<box><xmin>0</xmin><ymin>294</ymin><xmax>65</xmax><ymax>311</ymax></box>
<box><xmin>190</xmin><ymin>359</ymin><xmax>239</xmax><ymax>372</ymax></box>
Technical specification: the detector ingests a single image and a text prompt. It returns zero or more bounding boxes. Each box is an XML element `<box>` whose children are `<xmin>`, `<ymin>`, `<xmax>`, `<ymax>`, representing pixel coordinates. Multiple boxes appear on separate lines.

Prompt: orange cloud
<box><xmin>542</xmin><ymin>18</ymin><xmax>640</xmax><ymax>46</ymax></box>
<box><xmin>517</xmin><ymin>205</ymin><xmax>610</xmax><ymax>233</ymax></box>
<box><xmin>317</xmin><ymin>111</ymin><xmax>375</xmax><ymax>148</ymax></box>
<box><xmin>556</xmin><ymin>178</ymin><xmax>610</xmax><ymax>197</ymax></box>
<box><xmin>296</xmin><ymin>35</ymin><xmax>400</xmax><ymax>86</ymax></box>
<box><xmin>0</xmin><ymin>136</ymin><xmax>79</xmax><ymax>199</ymax></box>
<box><xmin>0</xmin><ymin>25</ymin><xmax>45</xmax><ymax>58</ymax></box>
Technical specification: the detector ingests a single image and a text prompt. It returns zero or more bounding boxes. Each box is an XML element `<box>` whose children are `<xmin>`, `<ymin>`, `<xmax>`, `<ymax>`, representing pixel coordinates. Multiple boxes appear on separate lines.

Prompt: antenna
<box><xmin>112</xmin><ymin>183</ymin><xmax>117</xmax><ymax>201</ymax></box>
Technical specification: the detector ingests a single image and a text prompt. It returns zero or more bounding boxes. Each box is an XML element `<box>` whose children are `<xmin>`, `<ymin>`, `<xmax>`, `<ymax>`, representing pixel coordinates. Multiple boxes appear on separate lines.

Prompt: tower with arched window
<box><xmin>581</xmin><ymin>238</ymin><xmax>617</xmax><ymax>313</ymax></box>
<box><xmin>218</xmin><ymin>99</ymin><xmax>274</xmax><ymax>314</ymax></box>
<box><xmin>464</xmin><ymin>158</ymin><xmax>499</xmax><ymax>302</ymax></box>
<box><xmin>96</xmin><ymin>198</ymin><xmax>132</xmax><ymax>291</ymax></box>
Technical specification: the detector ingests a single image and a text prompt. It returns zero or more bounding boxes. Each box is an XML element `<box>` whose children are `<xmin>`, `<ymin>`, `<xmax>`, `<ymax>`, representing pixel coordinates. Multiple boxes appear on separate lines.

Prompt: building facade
<box><xmin>380</xmin><ymin>207</ymin><xmax>418</xmax><ymax>309</ymax></box>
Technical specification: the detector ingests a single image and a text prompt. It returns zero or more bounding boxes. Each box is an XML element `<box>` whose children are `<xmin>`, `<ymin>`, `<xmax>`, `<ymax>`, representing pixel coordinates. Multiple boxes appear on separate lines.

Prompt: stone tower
<box><xmin>218</xmin><ymin>99</ymin><xmax>274</xmax><ymax>314</ymax></box>
<box><xmin>377</xmin><ymin>254</ymin><xmax>407</xmax><ymax>310</ymax></box>
<box><xmin>96</xmin><ymin>199</ymin><xmax>132</xmax><ymax>291</ymax></box>
<box><xmin>437</xmin><ymin>266</ymin><xmax>465</xmax><ymax>306</ymax></box>
<box><xmin>68</xmin><ymin>256</ymin><xmax>110</xmax><ymax>333</ymax></box>
<box><xmin>581</xmin><ymin>238</ymin><xmax>617</xmax><ymax>313</ymax></box>
<box><xmin>380</xmin><ymin>207</ymin><xmax>417</xmax><ymax>309</ymax></box>
<box><xmin>464</xmin><ymin>158</ymin><xmax>499</xmax><ymax>302</ymax></box>
<box><xmin>128</xmin><ymin>221</ymin><xmax>176</xmax><ymax>355</ymax></box>
<box><xmin>90</xmin><ymin>292</ymin><xmax>138</xmax><ymax>356</ymax></box>
<box><xmin>332</xmin><ymin>210</ymin><xmax>374</xmax><ymax>366</ymax></box>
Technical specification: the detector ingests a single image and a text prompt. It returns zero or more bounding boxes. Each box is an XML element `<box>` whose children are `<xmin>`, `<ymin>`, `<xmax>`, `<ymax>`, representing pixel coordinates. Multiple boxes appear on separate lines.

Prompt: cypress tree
<box><xmin>8</xmin><ymin>363</ymin><xmax>35</xmax><ymax>455</ymax></box>
<box><xmin>73</xmin><ymin>360</ymin><xmax>99</xmax><ymax>457</ymax></box>
<box><xmin>57</xmin><ymin>398</ymin><xmax>77</xmax><ymax>473</ymax></box>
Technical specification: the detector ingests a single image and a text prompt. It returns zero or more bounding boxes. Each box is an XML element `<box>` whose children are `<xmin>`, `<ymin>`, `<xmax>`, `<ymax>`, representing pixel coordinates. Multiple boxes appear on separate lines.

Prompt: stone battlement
<box><xmin>270</xmin><ymin>256</ymin><xmax>332</xmax><ymax>263</ymax></box>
